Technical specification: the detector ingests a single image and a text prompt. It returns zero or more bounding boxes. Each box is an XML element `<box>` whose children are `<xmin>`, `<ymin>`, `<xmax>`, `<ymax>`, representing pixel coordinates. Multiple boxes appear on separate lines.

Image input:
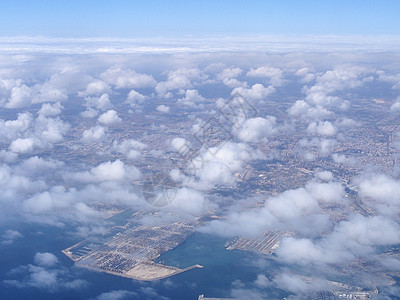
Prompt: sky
<box><xmin>1</xmin><ymin>0</ymin><xmax>400</xmax><ymax>37</ymax></box>
<box><xmin>3</xmin><ymin>1</ymin><xmax>400</xmax><ymax>299</ymax></box>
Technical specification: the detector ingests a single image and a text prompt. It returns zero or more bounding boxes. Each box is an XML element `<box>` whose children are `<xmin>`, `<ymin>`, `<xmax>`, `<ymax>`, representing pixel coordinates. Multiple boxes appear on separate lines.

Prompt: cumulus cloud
<box><xmin>274</xmin><ymin>273</ymin><xmax>330</xmax><ymax>294</ymax></box>
<box><xmin>247</xmin><ymin>66</ymin><xmax>285</xmax><ymax>86</ymax></box>
<box><xmin>4</xmin><ymin>253</ymin><xmax>87</xmax><ymax>292</ymax></box>
<box><xmin>95</xmin><ymin>290</ymin><xmax>137</xmax><ymax>300</ymax></box>
<box><xmin>288</xmin><ymin>66</ymin><xmax>373</xmax><ymax>127</ymax></box>
<box><xmin>69</xmin><ymin>160</ymin><xmax>140</xmax><ymax>183</ymax></box>
<box><xmin>98</xmin><ymin>110</ymin><xmax>122</xmax><ymax>125</ymax></box>
<box><xmin>188</xmin><ymin>142</ymin><xmax>265</xmax><ymax>188</ymax></box>
<box><xmin>2</xmin><ymin>229</ymin><xmax>23</xmax><ymax>245</ymax></box>
<box><xmin>2</xmin><ymin>46</ymin><xmax>400</xmax><ymax>298</ymax></box>
<box><xmin>217</xmin><ymin>67</ymin><xmax>246</xmax><ymax>88</ymax></box>
<box><xmin>332</xmin><ymin>153</ymin><xmax>356</xmax><ymax>165</ymax></box>
<box><xmin>232</xmin><ymin>84</ymin><xmax>275</xmax><ymax>102</ymax></box>
<box><xmin>101</xmin><ymin>67</ymin><xmax>156</xmax><ymax>89</ymax></box>
<box><xmin>237</xmin><ymin>116</ymin><xmax>277</xmax><ymax>142</ymax></box>
<box><xmin>38</xmin><ymin>102</ymin><xmax>63</xmax><ymax>117</ymax></box>
<box><xmin>156</xmin><ymin>104</ymin><xmax>170</xmax><ymax>113</ymax></box>
<box><xmin>34</xmin><ymin>115</ymin><xmax>69</xmax><ymax>144</ymax></box>
<box><xmin>307</xmin><ymin>121</ymin><xmax>337</xmax><ymax>136</ymax></box>
<box><xmin>16</xmin><ymin>156</ymin><xmax>64</xmax><ymax>177</ymax></box>
<box><xmin>295</xmin><ymin>67</ymin><xmax>315</xmax><ymax>83</ymax></box>
<box><xmin>1</xmin><ymin>112</ymin><xmax>69</xmax><ymax>153</ymax></box>
<box><xmin>169</xmin><ymin>187</ymin><xmax>210</xmax><ymax>216</ymax></box>
<box><xmin>9</xmin><ymin>137</ymin><xmax>36</xmax><ymax>154</ymax></box>
<box><xmin>288</xmin><ymin>100</ymin><xmax>333</xmax><ymax>121</ymax></box>
<box><xmin>203</xmin><ymin>177</ymin><xmax>345</xmax><ymax>237</ymax></box>
<box><xmin>84</xmin><ymin>93</ymin><xmax>113</xmax><ymax>111</ymax></box>
<box><xmin>358</xmin><ymin>174</ymin><xmax>400</xmax><ymax>202</ymax></box>
<box><xmin>357</xmin><ymin>173</ymin><xmax>400</xmax><ymax>216</ymax></box>
<box><xmin>171</xmin><ymin>137</ymin><xmax>191</xmax><ymax>155</ymax></box>
<box><xmin>377</xmin><ymin>70</ymin><xmax>400</xmax><ymax>89</ymax></box>
<box><xmin>78</xmin><ymin>79</ymin><xmax>111</xmax><ymax>97</ymax></box>
<box><xmin>315</xmin><ymin>170</ymin><xmax>333</xmax><ymax>182</ymax></box>
<box><xmin>4</xmin><ymin>67</ymin><xmax>95</xmax><ymax>109</ymax></box>
<box><xmin>112</xmin><ymin>139</ymin><xmax>147</xmax><ymax>160</ymax></box>
<box><xmin>6</xmin><ymin>84</ymin><xmax>32</xmax><ymax>108</ymax></box>
<box><xmin>298</xmin><ymin>137</ymin><xmax>337</xmax><ymax>156</ymax></box>
<box><xmin>81</xmin><ymin>125</ymin><xmax>107</xmax><ymax>143</ymax></box>
<box><xmin>125</xmin><ymin>89</ymin><xmax>146</xmax><ymax>107</ymax></box>
<box><xmin>177</xmin><ymin>89</ymin><xmax>205</xmax><ymax>107</ymax></box>
<box><xmin>276</xmin><ymin>214</ymin><xmax>400</xmax><ymax>273</ymax></box>
<box><xmin>21</xmin><ymin>185</ymin><xmax>109</xmax><ymax>218</ymax></box>
<box><xmin>34</xmin><ymin>252</ymin><xmax>59</xmax><ymax>267</ymax></box>
<box><xmin>155</xmin><ymin>67</ymin><xmax>207</xmax><ymax>97</ymax></box>
<box><xmin>390</xmin><ymin>96</ymin><xmax>400</xmax><ymax>112</ymax></box>
<box><xmin>81</xmin><ymin>107</ymin><xmax>99</xmax><ymax>118</ymax></box>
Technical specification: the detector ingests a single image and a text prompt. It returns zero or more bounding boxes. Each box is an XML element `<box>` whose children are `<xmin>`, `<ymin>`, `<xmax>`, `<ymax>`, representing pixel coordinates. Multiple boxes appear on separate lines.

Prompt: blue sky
<box><xmin>0</xmin><ymin>0</ymin><xmax>400</xmax><ymax>37</ymax></box>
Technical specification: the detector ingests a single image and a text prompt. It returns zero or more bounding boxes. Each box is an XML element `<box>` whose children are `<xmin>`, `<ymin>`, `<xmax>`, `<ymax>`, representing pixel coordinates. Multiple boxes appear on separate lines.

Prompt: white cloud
<box><xmin>101</xmin><ymin>67</ymin><xmax>156</xmax><ymax>89</ymax></box>
<box><xmin>299</xmin><ymin>137</ymin><xmax>337</xmax><ymax>156</ymax></box>
<box><xmin>90</xmin><ymin>160</ymin><xmax>128</xmax><ymax>182</ymax></box>
<box><xmin>0</xmin><ymin>164</ymin><xmax>47</xmax><ymax>198</ymax></box>
<box><xmin>315</xmin><ymin>170</ymin><xmax>333</xmax><ymax>182</ymax></box>
<box><xmin>156</xmin><ymin>104</ymin><xmax>170</xmax><ymax>113</ymax></box>
<box><xmin>357</xmin><ymin>174</ymin><xmax>400</xmax><ymax>216</ymax></box>
<box><xmin>217</xmin><ymin>67</ymin><xmax>246</xmax><ymax>88</ymax></box>
<box><xmin>358</xmin><ymin>174</ymin><xmax>400</xmax><ymax>202</ymax></box>
<box><xmin>232</xmin><ymin>83</ymin><xmax>275</xmax><ymax>101</ymax></box>
<box><xmin>276</xmin><ymin>214</ymin><xmax>400</xmax><ymax>269</ymax></box>
<box><xmin>274</xmin><ymin>273</ymin><xmax>329</xmax><ymax>294</ymax></box>
<box><xmin>34</xmin><ymin>252</ymin><xmax>58</xmax><ymax>267</ymax></box>
<box><xmin>169</xmin><ymin>187</ymin><xmax>209</xmax><ymax>216</ymax></box>
<box><xmin>81</xmin><ymin>125</ymin><xmax>107</xmax><ymax>143</ymax></box>
<box><xmin>125</xmin><ymin>89</ymin><xmax>146</xmax><ymax>107</ymax></box>
<box><xmin>307</xmin><ymin>121</ymin><xmax>337</xmax><ymax>136</ymax></box>
<box><xmin>80</xmin><ymin>107</ymin><xmax>98</xmax><ymax>118</ymax></box>
<box><xmin>6</xmin><ymin>84</ymin><xmax>32</xmax><ymax>108</ymax></box>
<box><xmin>112</xmin><ymin>139</ymin><xmax>147</xmax><ymax>160</ymax></box>
<box><xmin>70</xmin><ymin>160</ymin><xmax>140</xmax><ymax>183</ymax></box>
<box><xmin>305</xmin><ymin>180</ymin><xmax>345</xmax><ymax>204</ymax></box>
<box><xmin>16</xmin><ymin>156</ymin><xmax>64</xmax><ymax>176</ymax></box>
<box><xmin>3</xmin><ymin>112</ymin><xmax>32</xmax><ymax>135</ymax></box>
<box><xmin>9</xmin><ymin>67</ymin><xmax>93</xmax><ymax>107</ymax></box>
<box><xmin>155</xmin><ymin>67</ymin><xmax>207</xmax><ymax>97</ymax></box>
<box><xmin>78</xmin><ymin>79</ymin><xmax>110</xmax><ymax>96</ymax></box>
<box><xmin>96</xmin><ymin>290</ymin><xmax>137</xmax><ymax>300</ymax></box>
<box><xmin>390</xmin><ymin>96</ymin><xmax>400</xmax><ymax>112</ymax></box>
<box><xmin>98</xmin><ymin>110</ymin><xmax>122</xmax><ymax>125</ymax></box>
<box><xmin>332</xmin><ymin>153</ymin><xmax>356</xmax><ymax>165</ymax></box>
<box><xmin>9</xmin><ymin>138</ymin><xmax>35</xmax><ymax>154</ymax></box>
<box><xmin>2</xmin><ymin>229</ymin><xmax>23</xmax><ymax>245</ymax></box>
<box><xmin>237</xmin><ymin>116</ymin><xmax>277</xmax><ymax>142</ymax></box>
<box><xmin>202</xmin><ymin>177</ymin><xmax>346</xmax><ymax>237</ymax></box>
<box><xmin>188</xmin><ymin>142</ymin><xmax>265</xmax><ymax>189</ymax></box>
<box><xmin>38</xmin><ymin>102</ymin><xmax>63</xmax><ymax>117</ymax></box>
<box><xmin>288</xmin><ymin>100</ymin><xmax>333</xmax><ymax>121</ymax></box>
<box><xmin>84</xmin><ymin>93</ymin><xmax>113</xmax><ymax>111</ymax></box>
<box><xmin>34</xmin><ymin>115</ymin><xmax>69</xmax><ymax>144</ymax></box>
<box><xmin>377</xmin><ymin>70</ymin><xmax>400</xmax><ymax>89</ymax></box>
<box><xmin>171</xmin><ymin>137</ymin><xmax>191</xmax><ymax>155</ymax></box>
<box><xmin>4</xmin><ymin>253</ymin><xmax>87</xmax><ymax>291</ymax></box>
<box><xmin>295</xmin><ymin>67</ymin><xmax>316</xmax><ymax>83</ymax></box>
<box><xmin>177</xmin><ymin>89</ymin><xmax>205</xmax><ymax>107</ymax></box>
<box><xmin>247</xmin><ymin>66</ymin><xmax>285</xmax><ymax>86</ymax></box>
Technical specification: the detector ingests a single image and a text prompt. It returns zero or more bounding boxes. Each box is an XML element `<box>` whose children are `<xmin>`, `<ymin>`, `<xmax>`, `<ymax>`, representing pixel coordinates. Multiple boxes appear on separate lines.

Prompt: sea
<box><xmin>0</xmin><ymin>222</ymin><xmax>288</xmax><ymax>300</ymax></box>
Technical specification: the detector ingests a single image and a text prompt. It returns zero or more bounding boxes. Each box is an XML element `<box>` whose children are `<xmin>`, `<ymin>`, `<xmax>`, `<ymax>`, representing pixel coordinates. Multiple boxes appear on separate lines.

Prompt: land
<box><xmin>63</xmin><ymin>211</ymin><xmax>203</xmax><ymax>281</ymax></box>
<box><xmin>225</xmin><ymin>231</ymin><xmax>284</xmax><ymax>255</ymax></box>
<box><xmin>57</xmin><ymin>94</ymin><xmax>400</xmax><ymax>296</ymax></box>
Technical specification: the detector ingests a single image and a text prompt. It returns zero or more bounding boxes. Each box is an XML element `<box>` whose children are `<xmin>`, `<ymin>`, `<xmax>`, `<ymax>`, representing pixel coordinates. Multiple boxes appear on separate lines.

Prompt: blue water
<box><xmin>0</xmin><ymin>223</ymin><xmax>288</xmax><ymax>300</ymax></box>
